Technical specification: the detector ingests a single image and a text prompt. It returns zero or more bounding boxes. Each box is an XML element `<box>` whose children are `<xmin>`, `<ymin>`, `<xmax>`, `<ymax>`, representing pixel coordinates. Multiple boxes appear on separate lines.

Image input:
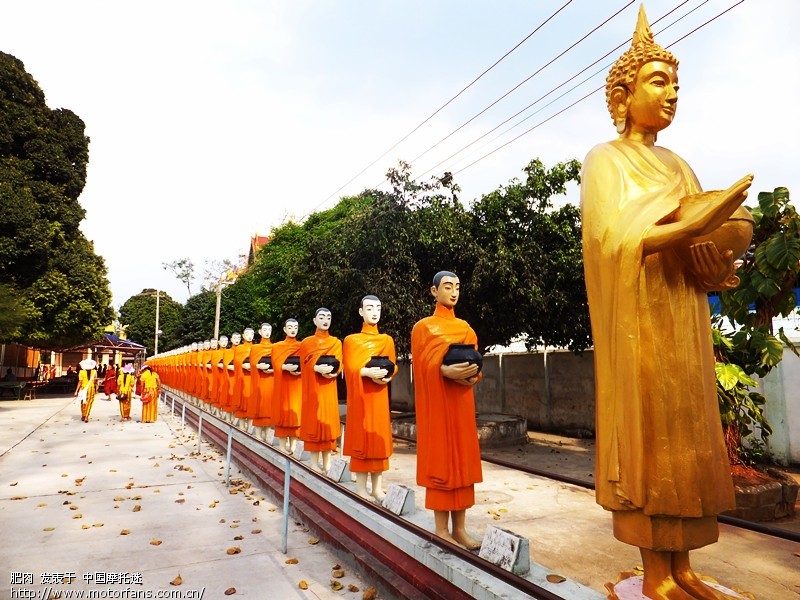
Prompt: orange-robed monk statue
<box><xmin>581</xmin><ymin>6</ymin><xmax>752</xmax><ymax>600</ymax></box>
<box><xmin>411</xmin><ymin>271</ymin><xmax>483</xmax><ymax>550</ymax></box>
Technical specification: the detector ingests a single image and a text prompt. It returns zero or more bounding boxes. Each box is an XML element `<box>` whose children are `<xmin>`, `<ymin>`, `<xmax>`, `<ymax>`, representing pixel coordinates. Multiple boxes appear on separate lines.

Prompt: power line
<box><xmin>416</xmin><ymin>0</ymin><xmax>704</xmax><ymax>180</ymax></box>
<box><xmin>450</xmin><ymin>0</ymin><xmax>747</xmax><ymax>178</ymax></box>
<box><xmin>300</xmin><ymin>0</ymin><xmax>576</xmax><ymax>220</ymax></box>
<box><xmin>407</xmin><ymin>0</ymin><xmax>636</xmax><ymax>166</ymax></box>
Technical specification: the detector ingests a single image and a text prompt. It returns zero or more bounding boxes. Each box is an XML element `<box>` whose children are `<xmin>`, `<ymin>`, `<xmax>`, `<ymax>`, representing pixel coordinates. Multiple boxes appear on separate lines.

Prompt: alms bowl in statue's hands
<box><xmin>316</xmin><ymin>354</ymin><xmax>340</xmax><ymax>372</ymax></box>
<box><xmin>257</xmin><ymin>356</ymin><xmax>272</xmax><ymax>371</ymax></box>
<box><xmin>442</xmin><ymin>344</ymin><xmax>483</xmax><ymax>374</ymax></box>
<box><xmin>284</xmin><ymin>355</ymin><xmax>301</xmax><ymax>372</ymax></box>
<box><xmin>365</xmin><ymin>356</ymin><xmax>396</xmax><ymax>378</ymax></box>
<box><xmin>675</xmin><ymin>191</ymin><xmax>754</xmax><ymax>261</ymax></box>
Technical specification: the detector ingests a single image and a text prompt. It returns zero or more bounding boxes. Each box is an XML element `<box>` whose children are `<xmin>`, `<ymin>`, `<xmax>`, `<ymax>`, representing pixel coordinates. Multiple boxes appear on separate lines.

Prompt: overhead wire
<box><xmin>406</xmin><ymin>0</ymin><xmax>636</xmax><ymax>167</ymax></box>
<box><xmin>299</xmin><ymin>0</ymin><xmax>576</xmax><ymax>221</ymax></box>
<box><xmin>415</xmin><ymin>0</ymin><xmax>704</xmax><ymax>180</ymax></box>
<box><xmin>450</xmin><ymin>0</ymin><xmax>746</xmax><ymax>177</ymax></box>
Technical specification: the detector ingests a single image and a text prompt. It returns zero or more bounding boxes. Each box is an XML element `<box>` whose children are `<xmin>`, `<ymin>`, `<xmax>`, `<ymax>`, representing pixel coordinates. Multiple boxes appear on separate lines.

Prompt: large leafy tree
<box><xmin>0</xmin><ymin>51</ymin><xmax>112</xmax><ymax>347</ymax></box>
<box><xmin>119</xmin><ymin>290</ymin><xmax>183</xmax><ymax>355</ymax></box>
<box><xmin>469</xmin><ymin>158</ymin><xmax>589</xmax><ymax>351</ymax></box>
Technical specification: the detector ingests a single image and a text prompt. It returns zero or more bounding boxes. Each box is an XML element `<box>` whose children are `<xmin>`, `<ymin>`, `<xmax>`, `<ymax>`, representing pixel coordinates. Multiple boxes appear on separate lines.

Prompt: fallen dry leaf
<box><xmin>10</xmin><ymin>482</ymin><xmax>18</xmax><ymax>486</ymax></box>
<box><xmin>170</xmin><ymin>574</ymin><xmax>182</xmax><ymax>586</ymax></box>
<box><xmin>10</xmin><ymin>496</ymin><xmax>27</xmax><ymax>500</ymax></box>
<box><xmin>298</xmin><ymin>581</ymin><xmax>308</xmax><ymax>590</ymax></box>
<box><xmin>43</xmin><ymin>527</ymin><xmax>55</xmax><ymax>532</ymax></box>
<box><xmin>80</xmin><ymin>455</ymin><xmax>86</xmax><ymax>458</ymax></box>
<box><xmin>348</xmin><ymin>584</ymin><xmax>359</xmax><ymax>592</ymax></box>
<box><xmin>285</xmin><ymin>558</ymin><xmax>299</xmax><ymax>565</ymax></box>
<box><xmin>332</xmin><ymin>570</ymin><xmax>344</xmax><ymax>578</ymax></box>
<box><xmin>362</xmin><ymin>587</ymin><xmax>378</xmax><ymax>600</ymax></box>
<box><xmin>251</xmin><ymin>529</ymin><xmax>262</xmax><ymax>534</ymax></box>
<box><xmin>546</xmin><ymin>574</ymin><xmax>566</xmax><ymax>584</ymax></box>
<box><xmin>72</xmin><ymin>514</ymin><xmax>82</xmax><ymax>520</ymax></box>
<box><xmin>114</xmin><ymin>496</ymin><xmax>125</xmax><ymax>502</ymax></box>
<box><xmin>224</xmin><ymin>588</ymin><xmax>236</xmax><ymax>596</ymax></box>
<box><xmin>233</xmin><ymin>535</ymin><xmax>244</xmax><ymax>541</ymax></box>
<box><xmin>330</xmin><ymin>580</ymin><xmax>343</xmax><ymax>591</ymax></box>
<box><xmin>120</xmin><ymin>530</ymin><xmax>131</xmax><ymax>535</ymax></box>
<box><xmin>132</xmin><ymin>505</ymin><xmax>142</xmax><ymax>512</ymax></box>
<box><xmin>175</xmin><ymin>499</ymin><xmax>185</xmax><ymax>504</ymax></box>
<box><xmin>308</xmin><ymin>537</ymin><xmax>320</xmax><ymax>545</ymax></box>
<box><xmin>110</xmin><ymin>469</ymin><xmax>117</xmax><ymax>472</ymax></box>
<box><xmin>69</xmin><ymin>506</ymin><xmax>79</xmax><ymax>511</ymax></box>
<box><xmin>81</xmin><ymin>524</ymin><xmax>90</xmax><ymax>530</ymax></box>
<box><xmin>150</xmin><ymin>540</ymin><xmax>162</xmax><ymax>546</ymax></box>
<box><xmin>37</xmin><ymin>503</ymin><xmax>47</xmax><ymax>507</ymax></box>
<box><xmin>92</xmin><ymin>523</ymin><xmax>104</xmax><ymax>528</ymax></box>
<box><xmin>131</xmin><ymin>495</ymin><xmax>142</xmax><ymax>500</ymax></box>
<box><xmin>226</xmin><ymin>547</ymin><xmax>241</xmax><ymax>555</ymax></box>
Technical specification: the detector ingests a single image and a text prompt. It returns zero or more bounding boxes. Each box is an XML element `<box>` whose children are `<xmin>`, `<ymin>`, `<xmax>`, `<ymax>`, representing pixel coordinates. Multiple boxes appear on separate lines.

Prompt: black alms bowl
<box><xmin>365</xmin><ymin>355</ymin><xmax>396</xmax><ymax>378</ymax></box>
<box><xmin>442</xmin><ymin>344</ymin><xmax>483</xmax><ymax>373</ymax></box>
<box><xmin>284</xmin><ymin>355</ymin><xmax>301</xmax><ymax>373</ymax></box>
<box><xmin>316</xmin><ymin>354</ymin><xmax>340</xmax><ymax>372</ymax></box>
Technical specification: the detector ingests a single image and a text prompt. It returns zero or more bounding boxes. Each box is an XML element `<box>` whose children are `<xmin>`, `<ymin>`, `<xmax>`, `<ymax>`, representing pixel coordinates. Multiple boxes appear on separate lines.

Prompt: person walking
<box><xmin>75</xmin><ymin>359</ymin><xmax>98</xmax><ymax>423</ymax></box>
<box><xmin>103</xmin><ymin>363</ymin><xmax>118</xmax><ymax>400</ymax></box>
<box><xmin>139</xmin><ymin>365</ymin><xmax>159</xmax><ymax>423</ymax></box>
<box><xmin>117</xmin><ymin>365</ymin><xmax>135</xmax><ymax>421</ymax></box>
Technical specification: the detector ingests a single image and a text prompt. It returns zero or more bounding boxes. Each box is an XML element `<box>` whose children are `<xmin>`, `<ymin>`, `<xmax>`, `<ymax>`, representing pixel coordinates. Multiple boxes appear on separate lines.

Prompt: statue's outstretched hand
<box><xmin>361</xmin><ymin>366</ymin><xmax>389</xmax><ymax>384</ymax></box>
<box><xmin>689</xmin><ymin>241</ymin><xmax>740</xmax><ymax>290</ymax></box>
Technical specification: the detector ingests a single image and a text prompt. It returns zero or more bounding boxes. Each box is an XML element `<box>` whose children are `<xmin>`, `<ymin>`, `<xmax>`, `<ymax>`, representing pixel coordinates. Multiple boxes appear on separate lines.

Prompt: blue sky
<box><xmin>3</xmin><ymin>1</ymin><xmax>798</xmax><ymax>307</ymax></box>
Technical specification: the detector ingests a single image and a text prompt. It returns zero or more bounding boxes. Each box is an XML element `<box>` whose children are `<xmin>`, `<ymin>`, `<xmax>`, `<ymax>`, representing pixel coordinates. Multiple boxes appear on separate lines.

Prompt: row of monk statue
<box><xmin>147</xmin><ymin>271</ymin><xmax>484</xmax><ymax>549</ymax></box>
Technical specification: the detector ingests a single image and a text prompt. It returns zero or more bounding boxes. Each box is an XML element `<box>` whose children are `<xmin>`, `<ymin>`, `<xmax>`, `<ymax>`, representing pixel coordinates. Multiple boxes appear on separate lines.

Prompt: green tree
<box><xmin>469</xmin><ymin>158</ymin><xmax>589</xmax><ymax>351</ymax></box>
<box><xmin>714</xmin><ymin>187</ymin><xmax>800</xmax><ymax>464</ymax></box>
<box><xmin>0</xmin><ymin>51</ymin><xmax>112</xmax><ymax>347</ymax></box>
<box><xmin>162</xmin><ymin>258</ymin><xmax>195</xmax><ymax>297</ymax></box>
<box><xmin>119</xmin><ymin>290</ymin><xmax>183</xmax><ymax>355</ymax></box>
<box><xmin>176</xmin><ymin>289</ymin><xmax>216</xmax><ymax>345</ymax></box>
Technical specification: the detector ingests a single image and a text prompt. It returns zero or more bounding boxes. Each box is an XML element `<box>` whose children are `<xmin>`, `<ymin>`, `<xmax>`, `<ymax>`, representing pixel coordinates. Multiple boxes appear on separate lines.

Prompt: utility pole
<box><xmin>154</xmin><ymin>289</ymin><xmax>161</xmax><ymax>355</ymax></box>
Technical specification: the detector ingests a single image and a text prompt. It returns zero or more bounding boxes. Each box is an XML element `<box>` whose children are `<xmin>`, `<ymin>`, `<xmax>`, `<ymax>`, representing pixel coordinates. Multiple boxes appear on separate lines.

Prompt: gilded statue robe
<box><xmin>411</xmin><ymin>303</ymin><xmax>483</xmax><ymax>511</ymax></box>
<box><xmin>342</xmin><ymin>323</ymin><xmax>395</xmax><ymax>472</ymax></box>
<box><xmin>581</xmin><ymin>139</ymin><xmax>735</xmax><ymax>524</ymax></box>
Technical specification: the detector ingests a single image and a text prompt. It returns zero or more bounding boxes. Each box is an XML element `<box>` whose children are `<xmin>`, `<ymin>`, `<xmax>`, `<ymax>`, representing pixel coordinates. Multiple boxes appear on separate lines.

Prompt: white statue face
<box><xmin>211</xmin><ymin>339</ymin><xmax>219</xmax><ymax>349</ymax></box>
<box><xmin>259</xmin><ymin>323</ymin><xmax>272</xmax><ymax>339</ymax></box>
<box><xmin>191</xmin><ymin>342</ymin><xmax>198</xmax><ymax>352</ymax></box>
<box><xmin>360</xmin><ymin>299</ymin><xmax>381</xmax><ymax>325</ymax></box>
<box><xmin>219</xmin><ymin>336</ymin><xmax>229</xmax><ymax>348</ymax></box>
<box><xmin>313</xmin><ymin>310</ymin><xmax>332</xmax><ymax>331</ymax></box>
<box><xmin>231</xmin><ymin>333</ymin><xmax>241</xmax><ymax>345</ymax></box>
<box><xmin>431</xmin><ymin>275</ymin><xmax>460</xmax><ymax>308</ymax></box>
<box><xmin>284</xmin><ymin>320</ymin><xmax>298</xmax><ymax>338</ymax></box>
<box><xmin>243</xmin><ymin>328</ymin><xmax>254</xmax><ymax>342</ymax></box>
<box><xmin>204</xmin><ymin>340</ymin><xmax>211</xmax><ymax>350</ymax></box>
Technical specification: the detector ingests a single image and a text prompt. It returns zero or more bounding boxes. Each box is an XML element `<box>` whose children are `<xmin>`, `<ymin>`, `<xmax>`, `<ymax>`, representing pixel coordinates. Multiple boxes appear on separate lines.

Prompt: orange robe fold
<box><xmin>209</xmin><ymin>347</ymin><xmax>225</xmax><ymax>408</ymax></box>
<box><xmin>220</xmin><ymin>346</ymin><xmax>235</xmax><ymax>411</ymax></box>
<box><xmin>233</xmin><ymin>341</ymin><xmax>253</xmax><ymax>417</ymax></box>
<box><xmin>250</xmin><ymin>339</ymin><xmax>274</xmax><ymax>424</ymax></box>
<box><xmin>298</xmin><ymin>331</ymin><xmax>343</xmax><ymax>452</ymax></box>
<box><xmin>271</xmin><ymin>338</ymin><xmax>302</xmax><ymax>438</ymax></box>
<box><xmin>411</xmin><ymin>303</ymin><xmax>483</xmax><ymax>511</ymax></box>
<box><xmin>343</xmin><ymin>324</ymin><xmax>395</xmax><ymax>472</ymax></box>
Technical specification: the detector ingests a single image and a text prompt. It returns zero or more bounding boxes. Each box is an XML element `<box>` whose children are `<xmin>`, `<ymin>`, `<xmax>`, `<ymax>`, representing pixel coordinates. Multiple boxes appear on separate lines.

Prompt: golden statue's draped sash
<box><xmin>411</xmin><ymin>304</ymin><xmax>483</xmax><ymax>492</ymax></box>
<box><xmin>581</xmin><ymin>139</ymin><xmax>735</xmax><ymax>517</ymax></box>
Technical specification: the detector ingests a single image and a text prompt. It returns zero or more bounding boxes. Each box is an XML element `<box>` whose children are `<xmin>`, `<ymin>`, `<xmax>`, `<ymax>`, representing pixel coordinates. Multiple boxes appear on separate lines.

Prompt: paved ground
<box><xmin>2</xmin><ymin>393</ymin><xmax>798</xmax><ymax>599</ymax></box>
<box><xmin>0</xmin><ymin>394</ymin><xmax>376</xmax><ymax>599</ymax></box>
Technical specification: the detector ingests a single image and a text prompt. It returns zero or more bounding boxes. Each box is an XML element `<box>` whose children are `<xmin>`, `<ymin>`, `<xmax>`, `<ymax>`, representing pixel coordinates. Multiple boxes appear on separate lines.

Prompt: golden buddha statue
<box><xmin>580</xmin><ymin>5</ymin><xmax>753</xmax><ymax>600</ymax></box>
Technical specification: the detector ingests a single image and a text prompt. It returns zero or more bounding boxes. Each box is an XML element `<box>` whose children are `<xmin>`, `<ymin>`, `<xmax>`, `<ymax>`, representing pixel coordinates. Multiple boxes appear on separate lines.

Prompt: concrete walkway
<box><xmin>0</xmin><ymin>394</ymin><xmax>375</xmax><ymax>599</ymax></box>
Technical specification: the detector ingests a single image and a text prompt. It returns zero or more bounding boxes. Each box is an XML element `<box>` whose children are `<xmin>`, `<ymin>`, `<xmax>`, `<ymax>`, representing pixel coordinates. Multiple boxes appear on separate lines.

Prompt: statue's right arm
<box><xmin>643</xmin><ymin>174</ymin><xmax>753</xmax><ymax>255</ymax></box>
